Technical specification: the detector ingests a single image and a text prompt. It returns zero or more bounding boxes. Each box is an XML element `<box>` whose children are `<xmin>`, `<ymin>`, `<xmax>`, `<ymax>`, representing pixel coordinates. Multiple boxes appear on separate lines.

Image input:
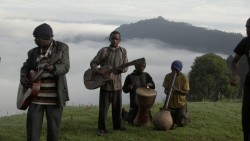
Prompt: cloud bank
<box><xmin>0</xmin><ymin>19</ymin><xmax>209</xmax><ymax>116</ymax></box>
<box><xmin>0</xmin><ymin>0</ymin><xmax>243</xmax><ymax>116</ymax></box>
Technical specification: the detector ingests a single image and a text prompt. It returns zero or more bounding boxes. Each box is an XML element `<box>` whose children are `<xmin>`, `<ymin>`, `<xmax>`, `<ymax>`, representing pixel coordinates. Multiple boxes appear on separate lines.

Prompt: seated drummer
<box><xmin>122</xmin><ymin>61</ymin><xmax>155</xmax><ymax>124</ymax></box>
<box><xmin>163</xmin><ymin>60</ymin><xmax>191</xmax><ymax>130</ymax></box>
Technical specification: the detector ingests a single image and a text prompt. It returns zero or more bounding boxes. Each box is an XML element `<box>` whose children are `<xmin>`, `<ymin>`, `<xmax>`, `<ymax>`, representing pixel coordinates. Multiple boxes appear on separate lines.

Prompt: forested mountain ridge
<box><xmin>115</xmin><ymin>16</ymin><xmax>243</xmax><ymax>55</ymax></box>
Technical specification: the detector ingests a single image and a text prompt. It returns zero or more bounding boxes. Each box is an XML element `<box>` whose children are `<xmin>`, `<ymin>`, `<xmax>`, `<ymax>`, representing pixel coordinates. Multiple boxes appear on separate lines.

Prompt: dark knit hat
<box><xmin>33</xmin><ymin>23</ymin><xmax>53</xmax><ymax>39</ymax></box>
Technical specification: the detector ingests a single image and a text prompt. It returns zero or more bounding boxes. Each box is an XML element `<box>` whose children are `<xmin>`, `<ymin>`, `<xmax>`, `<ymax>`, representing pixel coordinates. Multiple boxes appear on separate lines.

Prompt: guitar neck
<box><xmin>31</xmin><ymin>70</ymin><xmax>44</xmax><ymax>82</ymax></box>
<box><xmin>49</xmin><ymin>53</ymin><xmax>62</xmax><ymax>65</ymax></box>
<box><xmin>31</xmin><ymin>53</ymin><xmax>62</xmax><ymax>82</ymax></box>
<box><xmin>110</xmin><ymin>57</ymin><xmax>145</xmax><ymax>72</ymax></box>
<box><xmin>113</xmin><ymin>62</ymin><xmax>134</xmax><ymax>70</ymax></box>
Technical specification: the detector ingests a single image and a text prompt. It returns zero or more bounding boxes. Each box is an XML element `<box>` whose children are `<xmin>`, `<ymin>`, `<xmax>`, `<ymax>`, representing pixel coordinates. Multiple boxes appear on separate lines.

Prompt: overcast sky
<box><xmin>0</xmin><ymin>0</ymin><xmax>249</xmax><ymax>116</ymax></box>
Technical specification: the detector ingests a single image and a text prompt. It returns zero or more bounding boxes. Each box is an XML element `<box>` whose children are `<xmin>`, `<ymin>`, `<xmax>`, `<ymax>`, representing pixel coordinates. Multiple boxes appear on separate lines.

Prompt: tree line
<box><xmin>188</xmin><ymin>53</ymin><xmax>246</xmax><ymax>101</ymax></box>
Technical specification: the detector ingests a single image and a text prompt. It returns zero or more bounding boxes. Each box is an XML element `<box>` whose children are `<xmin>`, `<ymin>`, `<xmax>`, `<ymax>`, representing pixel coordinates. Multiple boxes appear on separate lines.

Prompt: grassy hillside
<box><xmin>0</xmin><ymin>101</ymin><xmax>243</xmax><ymax>141</ymax></box>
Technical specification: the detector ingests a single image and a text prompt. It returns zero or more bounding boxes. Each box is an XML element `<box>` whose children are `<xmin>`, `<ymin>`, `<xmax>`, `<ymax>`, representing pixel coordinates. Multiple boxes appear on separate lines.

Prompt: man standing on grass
<box><xmin>230</xmin><ymin>17</ymin><xmax>250</xmax><ymax>141</ymax></box>
<box><xmin>90</xmin><ymin>31</ymin><xmax>128</xmax><ymax>136</ymax></box>
<box><xmin>19</xmin><ymin>23</ymin><xmax>70</xmax><ymax>141</ymax></box>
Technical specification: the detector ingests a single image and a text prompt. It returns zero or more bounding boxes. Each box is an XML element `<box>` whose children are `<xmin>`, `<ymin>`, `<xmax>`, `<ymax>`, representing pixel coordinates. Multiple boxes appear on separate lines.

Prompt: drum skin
<box><xmin>153</xmin><ymin>108</ymin><xmax>173</xmax><ymax>130</ymax></box>
<box><xmin>134</xmin><ymin>87</ymin><xmax>157</xmax><ymax>127</ymax></box>
<box><xmin>135</xmin><ymin>88</ymin><xmax>156</xmax><ymax>110</ymax></box>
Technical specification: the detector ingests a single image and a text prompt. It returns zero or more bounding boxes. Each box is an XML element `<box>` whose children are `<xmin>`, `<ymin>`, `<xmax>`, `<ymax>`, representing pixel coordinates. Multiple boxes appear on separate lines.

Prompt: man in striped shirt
<box><xmin>20</xmin><ymin>23</ymin><xmax>70</xmax><ymax>141</ymax></box>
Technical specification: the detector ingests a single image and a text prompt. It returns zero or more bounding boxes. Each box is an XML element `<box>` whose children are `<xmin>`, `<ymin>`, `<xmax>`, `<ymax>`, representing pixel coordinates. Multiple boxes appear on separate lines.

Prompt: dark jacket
<box><xmin>20</xmin><ymin>40</ymin><xmax>70</xmax><ymax>107</ymax></box>
<box><xmin>122</xmin><ymin>70</ymin><xmax>155</xmax><ymax>108</ymax></box>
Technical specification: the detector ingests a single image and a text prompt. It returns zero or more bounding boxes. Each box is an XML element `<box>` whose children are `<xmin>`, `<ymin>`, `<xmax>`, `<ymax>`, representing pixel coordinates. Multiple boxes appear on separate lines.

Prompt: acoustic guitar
<box><xmin>16</xmin><ymin>53</ymin><xmax>62</xmax><ymax>110</ymax></box>
<box><xmin>84</xmin><ymin>57</ymin><xmax>145</xmax><ymax>90</ymax></box>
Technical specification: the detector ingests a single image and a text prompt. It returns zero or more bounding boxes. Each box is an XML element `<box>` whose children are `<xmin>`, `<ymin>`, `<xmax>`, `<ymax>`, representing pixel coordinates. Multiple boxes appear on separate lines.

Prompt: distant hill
<box><xmin>115</xmin><ymin>16</ymin><xmax>243</xmax><ymax>55</ymax></box>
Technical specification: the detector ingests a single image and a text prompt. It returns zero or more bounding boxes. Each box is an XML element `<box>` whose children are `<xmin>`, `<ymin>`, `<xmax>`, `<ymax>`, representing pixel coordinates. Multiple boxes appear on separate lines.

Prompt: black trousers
<box><xmin>27</xmin><ymin>104</ymin><xmax>63</xmax><ymax>141</ymax></box>
<box><xmin>127</xmin><ymin>108</ymin><xmax>138</xmax><ymax>124</ymax></box>
<box><xmin>98</xmin><ymin>89</ymin><xmax>122</xmax><ymax>130</ymax></box>
<box><xmin>242</xmin><ymin>74</ymin><xmax>250</xmax><ymax>141</ymax></box>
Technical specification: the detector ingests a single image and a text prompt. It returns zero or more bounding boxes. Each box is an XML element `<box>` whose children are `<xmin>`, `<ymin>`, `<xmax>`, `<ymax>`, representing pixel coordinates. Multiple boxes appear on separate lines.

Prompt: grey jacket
<box><xmin>20</xmin><ymin>40</ymin><xmax>70</xmax><ymax>107</ymax></box>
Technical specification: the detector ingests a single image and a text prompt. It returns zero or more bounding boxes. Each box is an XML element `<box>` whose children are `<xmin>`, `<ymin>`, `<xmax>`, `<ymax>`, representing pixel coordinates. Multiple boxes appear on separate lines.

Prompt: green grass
<box><xmin>0</xmin><ymin>101</ymin><xmax>243</xmax><ymax>141</ymax></box>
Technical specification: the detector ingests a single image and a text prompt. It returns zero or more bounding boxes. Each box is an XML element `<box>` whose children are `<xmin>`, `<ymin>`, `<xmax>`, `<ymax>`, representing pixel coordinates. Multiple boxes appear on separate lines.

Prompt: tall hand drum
<box><xmin>134</xmin><ymin>87</ymin><xmax>157</xmax><ymax>127</ymax></box>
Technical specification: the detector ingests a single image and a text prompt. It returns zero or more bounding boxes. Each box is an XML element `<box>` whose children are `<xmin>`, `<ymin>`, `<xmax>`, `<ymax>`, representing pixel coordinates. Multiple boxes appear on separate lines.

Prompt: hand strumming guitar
<box><xmin>96</xmin><ymin>67</ymin><xmax>110</xmax><ymax>79</ymax></box>
<box><xmin>38</xmin><ymin>62</ymin><xmax>54</xmax><ymax>72</ymax></box>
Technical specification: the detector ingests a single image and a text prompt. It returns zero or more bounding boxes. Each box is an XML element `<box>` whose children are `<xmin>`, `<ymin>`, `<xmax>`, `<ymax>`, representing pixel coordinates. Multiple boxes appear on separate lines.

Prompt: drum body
<box><xmin>134</xmin><ymin>87</ymin><xmax>157</xmax><ymax>127</ymax></box>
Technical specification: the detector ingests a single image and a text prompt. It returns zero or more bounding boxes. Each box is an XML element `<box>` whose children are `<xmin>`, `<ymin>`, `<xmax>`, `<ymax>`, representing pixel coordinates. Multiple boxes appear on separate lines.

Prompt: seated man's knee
<box><xmin>180</xmin><ymin>113</ymin><xmax>191</xmax><ymax>126</ymax></box>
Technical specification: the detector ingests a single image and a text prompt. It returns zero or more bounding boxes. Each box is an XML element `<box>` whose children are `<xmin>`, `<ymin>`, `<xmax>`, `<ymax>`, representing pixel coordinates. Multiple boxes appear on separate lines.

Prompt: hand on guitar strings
<box><xmin>96</xmin><ymin>68</ymin><xmax>110</xmax><ymax>79</ymax></box>
<box><xmin>45</xmin><ymin>64</ymin><xmax>54</xmax><ymax>72</ymax></box>
<box><xmin>38</xmin><ymin>62</ymin><xmax>54</xmax><ymax>72</ymax></box>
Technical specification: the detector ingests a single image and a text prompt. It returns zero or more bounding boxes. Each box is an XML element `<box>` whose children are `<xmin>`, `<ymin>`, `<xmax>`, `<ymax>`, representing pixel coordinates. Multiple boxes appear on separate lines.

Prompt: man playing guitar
<box><xmin>19</xmin><ymin>23</ymin><xmax>70</xmax><ymax>141</ymax></box>
<box><xmin>90</xmin><ymin>31</ymin><xmax>128</xmax><ymax>136</ymax></box>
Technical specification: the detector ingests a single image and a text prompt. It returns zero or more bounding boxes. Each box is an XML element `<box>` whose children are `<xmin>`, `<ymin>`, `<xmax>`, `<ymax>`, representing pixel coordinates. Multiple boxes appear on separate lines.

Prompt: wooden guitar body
<box><xmin>84</xmin><ymin>68</ymin><xmax>107</xmax><ymax>90</ymax></box>
<box><xmin>16</xmin><ymin>84</ymin><xmax>32</xmax><ymax>110</ymax></box>
<box><xmin>16</xmin><ymin>53</ymin><xmax>62</xmax><ymax>110</ymax></box>
<box><xmin>16</xmin><ymin>70</ymin><xmax>41</xmax><ymax>110</ymax></box>
<box><xmin>29</xmin><ymin>70</ymin><xmax>41</xmax><ymax>96</ymax></box>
